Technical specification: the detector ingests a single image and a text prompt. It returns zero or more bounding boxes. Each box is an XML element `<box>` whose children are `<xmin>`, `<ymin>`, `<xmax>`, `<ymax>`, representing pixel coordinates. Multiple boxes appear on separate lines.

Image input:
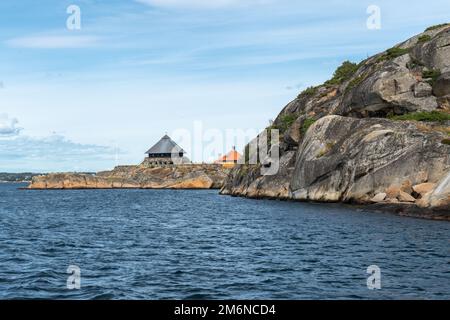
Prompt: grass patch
<box><xmin>425</xmin><ymin>23</ymin><xmax>450</xmax><ymax>32</ymax></box>
<box><xmin>418</xmin><ymin>35</ymin><xmax>432</xmax><ymax>43</ymax></box>
<box><xmin>422</xmin><ymin>69</ymin><xmax>441</xmax><ymax>86</ymax></box>
<box><xmin>389</xmin><ymin>111</ymin><xmax>450</xmax><ymax>123</ymax></box>
<box><xmin>301</xmin><ymin>118</ymin><xmax>317</xmax><ymax>135</ymax></box>
<box><xmin>325</xmin><ymin>61</ymin><xmax>359</xmax><ymax>86</ymax></box>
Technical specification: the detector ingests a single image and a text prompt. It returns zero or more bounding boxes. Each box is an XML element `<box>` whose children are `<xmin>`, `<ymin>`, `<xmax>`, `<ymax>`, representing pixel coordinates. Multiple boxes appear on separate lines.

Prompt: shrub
<box><xmin>389</xmin><ymin>111</ymin><xmax>450</xmax><ymax>122</ymax></box>
<box><xmin>301</xmin><ymin>118</ymin><xmax>316</xmax><ymax>135</ymax></box>
<box><xmin>325</xmin><ymin>61</ymin><xmax>359</xmax><ymax>86</ymax></box>
<box><xmin>422</xmin><ymin>69</ymin><xmax>441</xmax><ymax>86</ymax></box>
<box><xmin>418</xmin><ymin>35</ymin><xmax>432</xmax><ymax>43</ymax></box>
<box><xmin>377</xmin><ymin>47</ymin><xmax>410</xmax><ymax>62</ymax></box>
<box><xmin>278</xmin><ymin>114</ymin><xmax>298</xmax><ymax>132</ymax></box>
<box><xmin>442</xmin><ymin>139</ymin><xmax>450</xmax><ymax>145</ymax></box>
<box><xmin>425</xmin><ymin>23</ymin><xmax>450</xmax><ymax>32</ymax></box>
<box><xmin>298</xmin><ymin>86</ymin><xmax>317</xmax><ymax>99</ymax></box>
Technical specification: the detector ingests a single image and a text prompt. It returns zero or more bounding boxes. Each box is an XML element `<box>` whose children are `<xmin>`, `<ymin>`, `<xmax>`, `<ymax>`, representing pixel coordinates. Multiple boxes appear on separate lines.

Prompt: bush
<box><xmin>422</xmin><ymin>69</ymin><xmax>441</xmax><ymax>85</ymax></box>
<box><xmin>298</xmin><ymin>86</ymin><xmax>317</xmax><ymax>99</ymax></box>
<box><xmin>442</xmin><ymin>139</ymin><xmax>450</xmax><ymax>145</ymax></box>
<box><xmin>425</xmin><ymin>23</ymin><xmax>450</xmax><ymax>32</ymax></box>
<box><xmin>325</xmin><ymin>61</ymin><xmax>359</xmax><ymax>86</ymax></box>
<box><xmin>301</xmin><ymin>118</ymin><xmax>316</xmax><ymax>134</ymax></box>
<box><xmin>377</xmin><ymin>47</ymin><xmax>410</xmax><ymax>62</ymax></box>
<box><xmin>418</xmin><ymin>35</ymin><xmax>432</xmax><ymax>43</ymax></box>
<box><xmin>389</xmin><ymin>111</ymin><xmax>450</xmax><ymax>122</ymax></box>
<box><xmin>278</xmin><ymin>114</ymin><xmax>298</xmax><ymax>132</ymax></box>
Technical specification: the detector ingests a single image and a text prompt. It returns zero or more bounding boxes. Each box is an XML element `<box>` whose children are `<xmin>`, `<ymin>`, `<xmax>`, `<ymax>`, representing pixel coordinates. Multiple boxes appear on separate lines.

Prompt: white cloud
<box><xmin>135</xmin><ymin>0</ymin><xmax>271</xmax><ymax>9</ymax></box>
<box><xmin>0</xmin><ymin>114</ymin><xmax>21</xmax><ymax>136</ymax></box>
<box><xmin>6</xmin><ymin>35</ymin><xmax>100</xmax><ymax>49</ymax></box>
<box><xmin>0</xmin><ymin>134</ymin><xmax>120</xmax><ymax>172</ymax></box>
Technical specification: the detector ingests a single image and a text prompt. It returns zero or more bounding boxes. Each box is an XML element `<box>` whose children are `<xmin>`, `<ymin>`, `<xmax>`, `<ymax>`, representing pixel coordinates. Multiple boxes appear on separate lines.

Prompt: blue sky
<box><xmin>0</xmin><ymin>0</ymin><xmax>449</xmax><ymax>172</ymax></box>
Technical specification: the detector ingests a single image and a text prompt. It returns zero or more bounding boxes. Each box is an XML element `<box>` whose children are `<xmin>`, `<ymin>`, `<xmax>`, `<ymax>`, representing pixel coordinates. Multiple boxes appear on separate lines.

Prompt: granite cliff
<box><xmin>221</xmin><ymin>24</ymin><xmax>450</xmax><ymax>220</ymax></box>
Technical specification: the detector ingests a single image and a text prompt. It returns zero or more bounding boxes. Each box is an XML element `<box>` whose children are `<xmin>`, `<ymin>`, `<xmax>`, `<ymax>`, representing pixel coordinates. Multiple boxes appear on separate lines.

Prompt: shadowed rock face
<box><xmin>28</xmin><ymin>164</ymin><xmax>229</xmax><ymax>190</ymax></box>
<box><xmin>221</xmin><ymin>25</ymin><xmax>450</xmax><ymax>219</ymax></box>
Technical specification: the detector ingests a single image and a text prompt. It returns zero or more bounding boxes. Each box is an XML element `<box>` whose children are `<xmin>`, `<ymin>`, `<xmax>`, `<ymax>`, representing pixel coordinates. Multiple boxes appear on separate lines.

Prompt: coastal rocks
<box><xmin>221</xmin><ymin>151</ymin><xmax>296</xmax><ymax>199</ymax></box>
<box><xmin>413</xmin><ymin>183</ymin><xmax>436</xmax><ymax>196</ymax></box>
<box><xmin>371</xmin><ymin>193</ymin><xmax>386</xmax><ymax>203</ymax></box>
<box><xmin>290</xmin><ymin>116</ymin><xmax>449</xmax><ymax>206</ymax></box>
<box><xmin>28</xmin><ymin>164</ymin><xmax>229</xmax><ymax>190</ymax></box>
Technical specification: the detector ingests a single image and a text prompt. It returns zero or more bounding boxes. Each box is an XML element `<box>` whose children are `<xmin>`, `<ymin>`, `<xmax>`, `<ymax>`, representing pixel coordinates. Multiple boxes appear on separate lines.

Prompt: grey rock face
<box><xmin>290</xmin><ymin>116</ymin><xmax>449</xmax><ymax>204</ymax></box>
<box><xmin>411</xmin><ymin>27</ymin><xmax>450</xmax><ymax>73</ymax></box>
<box><xmin>414</xmin><ymin>82</ymin><xmax>433</xmax><ymax>97</ymax></box>
<box><xmin>433</xmin><ymin>72</ymin><xmax>450</xmax><ymax>97</ymax></box>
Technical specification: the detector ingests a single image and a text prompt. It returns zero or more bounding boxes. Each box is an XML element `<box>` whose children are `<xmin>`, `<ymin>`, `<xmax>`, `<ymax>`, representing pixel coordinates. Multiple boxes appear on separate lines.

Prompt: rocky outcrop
<box><xmin>28</xmin><ymin>164</ymin><xmax>229</xmax><ymax>190</ymax></box>
<box><xmin>221</xmin><ymin>25</ymin><xmax>450</xmax><ymax>220</ymax></box>
<box><xmin>289</xmin><ymin>116</ymin><xmax>449</xmax><ymax>204</ymax></box>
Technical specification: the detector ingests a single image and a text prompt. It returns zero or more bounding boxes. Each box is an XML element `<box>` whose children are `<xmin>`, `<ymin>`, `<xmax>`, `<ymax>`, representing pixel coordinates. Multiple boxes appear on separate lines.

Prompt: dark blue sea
<box><xmin>0</xmin><ymin>183</ymin><xmax>448</xmax><ymax>300</ymax></box>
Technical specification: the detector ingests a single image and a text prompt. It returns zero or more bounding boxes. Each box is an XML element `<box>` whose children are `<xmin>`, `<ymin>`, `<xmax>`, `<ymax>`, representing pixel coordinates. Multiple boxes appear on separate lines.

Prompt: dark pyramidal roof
<box><xmin>145</xmin><ymin>135</ymin><xmax>185</xmax><ymax>154</ymax></box>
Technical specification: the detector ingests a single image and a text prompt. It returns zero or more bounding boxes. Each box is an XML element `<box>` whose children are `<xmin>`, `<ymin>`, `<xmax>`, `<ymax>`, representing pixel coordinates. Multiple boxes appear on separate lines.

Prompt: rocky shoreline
<box><xmin>25</xmin><ymin>25</ymin><xmax>450</xmax><ymax>221</ymax></box>
<box><xmin>221</xmin><ymin>25</ymin><xmax>450</xmax><ymax>220</ymax></box>
<box><xmin>27</xmin><ymin>164</ymin><xmax>229</xmax><ymax>190</ymax></box>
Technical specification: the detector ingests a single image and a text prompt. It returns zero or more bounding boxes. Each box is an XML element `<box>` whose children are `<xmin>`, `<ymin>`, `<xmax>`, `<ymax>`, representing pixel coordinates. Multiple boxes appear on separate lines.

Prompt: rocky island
<box><xmin>27</xmin><ymin>25</ymin><xmax>449</xmax><ymax>220</ymax></box>
<box><xmin>221</xmin><ymin>24</ymin><xmax>450</xmax><ymax>220</ymax></box>
<box><xmin>28</xmin><ymin>135</ymin><xmax>231</xmax><ymax>190</ymax></box>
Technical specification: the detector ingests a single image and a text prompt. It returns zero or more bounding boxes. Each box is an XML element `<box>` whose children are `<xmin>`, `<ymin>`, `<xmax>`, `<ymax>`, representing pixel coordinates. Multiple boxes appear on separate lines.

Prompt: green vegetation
<box><xmin>301</xmin><ymin>118</ymin><xmax>317</xmax><ymax>135</ymax></box>
<box><xmin>418</xmin><ymin>35</ymin><xmax>432</xmax><ymax>43</ymax></box>
<box><xmin>422</xmin><ymin>69</ymin><xmax>441</xmax><ymax>86</ymax></box>
<box><xmin>298</xmin><ymin>86</ymin><xmax>318</xmax><ymax>99</ymax></box>
<box><xmin>279</xmin><ymin>114</ymin><xmax>297</xmax><ymax>132</ymax></box>
<box><xmin>442</xmin><ymin>139</ymin><xmax>450</xmax><ymax>145</ymax></box>
<box><xmin>377</xmin><ymin>47</ymin><xmax>410</xmax><ymax>62</ymax></box>
<box><xmin>386</xmin><ymin>47</ymin><xmax>410</xmax><ymax>58</ymax></box>
<box><xmin>425</xmin><ymin>23</ymin><xmax>450</xmax><ymax>32</ymax></box>
<box><xmin>325</xmin><ymin>61</ymin><xmax>360</xmax><ymax>86</ymax></box>
<box><xmin>389</xmin><ymin>111</ymin><xmax>450</xmax><ymax>123</ymax></box>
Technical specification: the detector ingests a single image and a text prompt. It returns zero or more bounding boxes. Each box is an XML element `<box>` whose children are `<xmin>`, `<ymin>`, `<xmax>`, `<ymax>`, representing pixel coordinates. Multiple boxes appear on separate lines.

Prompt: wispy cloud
<box><xmin>0</xmin><ymin>134</ymin><xmax>119</xmax><ymax>172</ymax></box>
<box><xmin>0</xmin><ymin>114</ymin><xmax>22</xmax><ymax>137</ymax></box>
<box><xmin>6</xmin><ymin>35</ymin><xmax>100</xmax><ymax>49</ymax></box>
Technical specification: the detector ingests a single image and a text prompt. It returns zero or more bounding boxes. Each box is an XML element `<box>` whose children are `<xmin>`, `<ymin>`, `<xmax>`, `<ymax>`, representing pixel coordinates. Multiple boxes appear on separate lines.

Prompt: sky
<box><xmin>0</xmin><ymin>0</ymin><xmax>449</xmax><ymax>172</ymax></box>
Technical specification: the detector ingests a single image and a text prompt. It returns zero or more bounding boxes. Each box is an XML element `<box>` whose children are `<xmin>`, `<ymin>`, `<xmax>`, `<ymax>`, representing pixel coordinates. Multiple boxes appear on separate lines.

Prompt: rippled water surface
<box><xmin>0</xmin><ymin>183</ymin><xmax>449</xmax><ymax>299</ymax></box>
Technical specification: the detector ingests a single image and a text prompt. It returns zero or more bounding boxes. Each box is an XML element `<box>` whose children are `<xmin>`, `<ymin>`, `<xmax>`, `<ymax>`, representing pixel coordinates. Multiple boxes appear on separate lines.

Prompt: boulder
<box><xmin>398</xmin><ymin>191</ymin><xmax>416</xmax><ymax>203</ymax></box>
<box><xmin>413</xmin><ymin>183</ymin><xmax>436</xmax><ymax>196</ymax></box>
<box><xmin>371</xmin><ymin>193</ymin><xmax>387</xmax><ymax>203</ymax></box>
<box><xmin>433</xmin><ymin>72</ymin><xmax>450</xmax><ymax>97</ymax></box>
<box><xmin>288</xmin><ymin>116</ymin><xmax>449</xmax><ymax>205</ymax></box>
<box><xmin>413</xmin><ymin>82</ymin><xmax>433</xmax><ymax>97</ymax></box>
